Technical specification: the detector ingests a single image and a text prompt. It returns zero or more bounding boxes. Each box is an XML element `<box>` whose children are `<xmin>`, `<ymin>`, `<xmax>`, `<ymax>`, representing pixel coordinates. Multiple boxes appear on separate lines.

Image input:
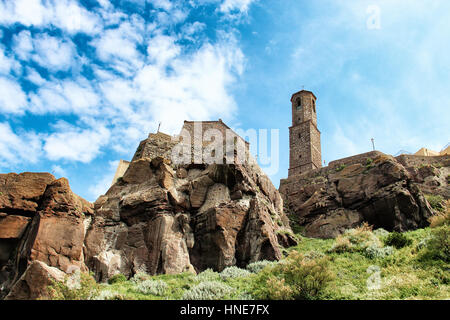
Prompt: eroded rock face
<box><xmin>5</xmin><ymin>261</ymin><xmax>66</xmax><ymax>300</ymax></box>
<box><xmin>84</xmin><ymin>157</ymin><xmax>296</xmax><ymax>281</ymax></box>
<box><xmin>279</xmin><ymin>153</ymin><xmax>447</xmax><ymax>239</ymax></box>
<box><xmin>0</xmin><ymin>173</ymin><xmax>92</xmax><ymax>299</ymax></box>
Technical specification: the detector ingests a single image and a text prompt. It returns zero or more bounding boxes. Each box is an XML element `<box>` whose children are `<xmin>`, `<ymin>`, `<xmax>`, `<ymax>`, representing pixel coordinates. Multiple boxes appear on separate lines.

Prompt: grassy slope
<box><xmin>58</xmin><ymin>225</ymin><xmax>448</xmax><ymax>300</ymax></box>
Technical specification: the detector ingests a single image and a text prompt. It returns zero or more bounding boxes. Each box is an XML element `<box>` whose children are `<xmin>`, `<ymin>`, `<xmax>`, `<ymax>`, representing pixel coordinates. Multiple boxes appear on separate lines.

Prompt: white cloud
<box><xmin>0</xmin><ymin>77</ymin><xmax>27</xmax><ymax>114</ymax></box>
<box><xmin>52</xmin><ymin>0</ymin><xmax>102</xmax><ymax>35</ymax></box>
<box><xmin>51</xmin><ymin>165</ymin><xmax>67</xmax><ymax>178</ymax></box>
<box><xmin>146</xmin><ymin>35</ymin><xmax>180</xmax><ymax>66</ymax></box>
<box><xmin>149</xmin><ymin>0</ymin><xmax>173</xmax><ymax>11</ymax></box>
<box><xmin>26</xmin><ymin>68</ymin><xmax>47</xmax><ymax>85</ymax></box>
<box><xmin>44</xmin><ymin>122</ymin><xmax>110</xmax><ymax>163</ymax></box>
<box><xmin>91</xmin><ymin>18</ymin><xmax>145</xmax><ymax>76</ymax></box>
<box><xmin>0</xmin><ymin>122</ymin><xmax>43</xmax><ymax>168</ymax></box>
<box><xmin>220</xmin><ymin>0</ymin><xmax>255</xmax><ymax>14</ymax></box>
<box><xmin>29</xmin><ymin>78</ymin><xmax>100</xmax><ymax>115</ymax></box>
<box><xmin>32</xmin><ymin>34</ymin><xmax>76</xmax><ymax>72</ymax></box>
<box><xmin>12</xmin><ymin>30</ymin><xmax>34</xmax><ymax>60</ymax></box>
<box><xmin>0</xmin><ymin>47</ymin><xmax>16</xmax><ymax>74</ymax></box>
<box><xmin>0</xmin><ymin>0</ymin><xmax>248</xmax><ymax>169</ymax></box>
<box><xmin>0</xmin><ymin>0</ymin><xmax>101</xmax><ymax>34</ymax></box>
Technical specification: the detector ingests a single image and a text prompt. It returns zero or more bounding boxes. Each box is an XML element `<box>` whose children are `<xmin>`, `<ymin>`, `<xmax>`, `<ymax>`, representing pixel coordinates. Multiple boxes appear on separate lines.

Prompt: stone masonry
<box><xmin>288</xmin><ymin>90</ymin><xmax>322</xmax><ymax>177</ymax></box>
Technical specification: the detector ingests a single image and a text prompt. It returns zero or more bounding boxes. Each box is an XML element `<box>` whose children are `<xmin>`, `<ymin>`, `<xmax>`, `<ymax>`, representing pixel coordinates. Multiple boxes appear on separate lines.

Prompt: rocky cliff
<box><xmin>279</xmin><ymin>152</ymin><xmax>449</xmax><ymax>238</ymax></box>
<box><xmin>0</xmin><ymin>173</ymin><xmax>93</xmax><ymax>298</ymax></box>
<box><xmin>84</xmin><ymin>156</ymin><xmax>296</xmax><ymax>282</ymax></box>
<box><xmin>0</xmin><ymin>155</ymin><xmax>296</xmax><ymax>298</ymax></box>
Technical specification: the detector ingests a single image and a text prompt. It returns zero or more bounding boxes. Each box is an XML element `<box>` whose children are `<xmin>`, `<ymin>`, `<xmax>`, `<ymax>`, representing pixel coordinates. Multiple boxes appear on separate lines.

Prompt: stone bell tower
<box><xmin>288</xmin><ymin>90</ymin><xmax>322</xmax><ymax>177</ymax></box>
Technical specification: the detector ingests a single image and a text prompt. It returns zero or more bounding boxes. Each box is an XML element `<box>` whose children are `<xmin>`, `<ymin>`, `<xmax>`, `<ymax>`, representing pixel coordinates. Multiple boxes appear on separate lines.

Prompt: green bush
<box><xmin>384</xmin><ymin>232</ymin><xmax>412</xmax><ymax>249</ymax></box>
<box><xmin>373</xmin><ymin>228</ymin><xmax>390</xmax><ymax>238</ymax></box>
<box><xmin>135</xmin><ymin>280</ymin><xmax>168</xmax><ymax>296</ymax></box>
<box><xmin>108</xmin><ymin>273</ymin><xmax>127</xmax><ymax>284</ymax></box>
<box><xmin>220</xmin><ymin>266</ymin><xmax>251</xmax><ymax>280</ymax></box>
<box><xmin>48</xmin><ymin>271</ymin><xmax>100</xmax><ymax>300</ymax></box>
<box><xmin>252</xmin><ymin>251</ymin><xmax>333</xmax><ymax>300</ymax></box>
<box><xmin>364</xmin><ymin>244</ymin><xmax>394</xmax><ymax>259</ymax></box>
<box><xmin>329</xmin><ymin>223</ymin><xmax>381</xmax><ymax>253</ymax></box>
<box><xmin>425</xmin><ymin>194</ymin><xmax>445</xmax><ymax>212</ymax></box>
<box><xmin>246</xmin><ymin>261</ymin><xmax>275</xmax><ymax>274</ymax></box>
<box><xmin>420</xmin><ymin>227</ymin><xmax>450</xmax><ymax>262</ymax></box>
<box><xmin>196</xmin><ymin>269</ymin><xmax>220</xmax><ymax>282</ymax></box>
<box><xmin>429</xmin><ymin>200</ymin><xmax>449</xmax><ymax>228</ymax></box>
<box><xmin>182</xmin><ymin>281</ymin><xmax>235</xmax><ymax>300</ymax></box>
<box><xmin>94</xmin><ymin>289</ymin><xmax>126</xmax><ymax>300</ymax></box>
<box><xmin>131</xmin><ymin>272</ymin><xmax>151</xmax><ymax>283</ymax></box>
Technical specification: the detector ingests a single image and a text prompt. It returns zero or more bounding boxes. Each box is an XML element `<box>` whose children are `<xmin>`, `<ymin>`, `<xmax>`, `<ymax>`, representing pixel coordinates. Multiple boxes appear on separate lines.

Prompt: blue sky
<box><xmin>0</xmin><ymin>0</ymin><xmax>449</xmax><ymax>202</ymax></box>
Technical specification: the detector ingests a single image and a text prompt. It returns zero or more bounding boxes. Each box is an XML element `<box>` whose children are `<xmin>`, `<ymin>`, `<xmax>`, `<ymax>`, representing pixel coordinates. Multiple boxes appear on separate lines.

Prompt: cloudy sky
<box><xmin>0</xmin><ymin>0</ymin><xmax>449</xmax><ymax>201</ymax></box>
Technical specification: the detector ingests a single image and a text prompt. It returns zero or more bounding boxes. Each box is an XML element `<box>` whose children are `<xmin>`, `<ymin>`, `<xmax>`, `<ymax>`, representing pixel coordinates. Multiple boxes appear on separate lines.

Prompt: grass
<box><xmin>49</xmin><ymin>225</ymin><xmax>450</xmax><ymax>300</ymax></box>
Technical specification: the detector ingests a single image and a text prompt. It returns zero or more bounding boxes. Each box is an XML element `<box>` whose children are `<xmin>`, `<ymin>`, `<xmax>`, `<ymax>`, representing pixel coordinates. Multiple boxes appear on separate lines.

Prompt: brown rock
<box><xmin>0</xmin><ymin>215</ymin><xmax>31</xmax><ymax>239</ymax></box>
<box><xmin>0</xmin><ymin>172</ymin><xmax>55</xmax><ymax>214</ymax></box>
<box><xmin>280</xmin><ymin>153</ymin><xmax>438</xmax><ymax>238</ymax></box>
<box><xmin>5</xmin><ymin>261</ymin><xmax>65</xmax><ymax>300</ymax></box>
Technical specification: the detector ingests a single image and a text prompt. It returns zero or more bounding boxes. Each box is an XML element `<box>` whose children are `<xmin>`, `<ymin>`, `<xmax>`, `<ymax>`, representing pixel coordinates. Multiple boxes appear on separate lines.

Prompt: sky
<box><xmin>0</xmin><ymin>0</ymin><xmax>449</xmax><ymax>202</ymax></box>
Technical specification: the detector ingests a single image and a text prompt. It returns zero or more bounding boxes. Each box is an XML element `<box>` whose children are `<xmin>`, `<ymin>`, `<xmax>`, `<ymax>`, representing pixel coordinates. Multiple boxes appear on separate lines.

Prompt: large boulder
<box><xmin>279</xmin><ymin>153</ymin><xmax>443</xmax><ymax>238</ymax></box>
<box><xmin>85</xmin><ymin>158</ymin><xmax>296</xmax><ymax>281</ymax></box>
<box><xmin>0</xmin><ymin>174</ymin><xmax>92</xmax><ymax>299</ymax></box>
<box><xmin>4</xmin><ymin>261</ymin><xmax>66</xmax><ymax>300</ymax></box>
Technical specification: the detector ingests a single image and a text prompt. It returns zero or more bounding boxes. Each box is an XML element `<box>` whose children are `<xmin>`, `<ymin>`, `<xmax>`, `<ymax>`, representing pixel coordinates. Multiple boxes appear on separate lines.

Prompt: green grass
<box><xmin>49</xmin><ymin>226</ymin><xmax>450</xmax><ymax>300</ymax></box>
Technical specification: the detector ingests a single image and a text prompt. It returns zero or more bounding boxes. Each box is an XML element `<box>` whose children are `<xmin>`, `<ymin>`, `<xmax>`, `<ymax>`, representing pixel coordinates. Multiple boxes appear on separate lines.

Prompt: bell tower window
<box><xmin>296</xmin><ymin>98</ymin><xmax>302</xmax><ymax>110</ymax></box>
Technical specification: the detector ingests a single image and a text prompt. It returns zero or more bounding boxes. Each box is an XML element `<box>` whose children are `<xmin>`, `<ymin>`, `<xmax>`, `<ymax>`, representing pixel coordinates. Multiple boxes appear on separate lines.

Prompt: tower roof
<box><xmin>290</xmin><ymin>90</ymin><xmax>317</xmax><ymax>102</ymax></box>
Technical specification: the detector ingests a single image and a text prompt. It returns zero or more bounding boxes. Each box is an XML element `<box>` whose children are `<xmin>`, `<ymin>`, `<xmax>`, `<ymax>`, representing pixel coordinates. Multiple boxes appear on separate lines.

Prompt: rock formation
<box><xmin>0</xmin><ymin>173</ymin><xmax>93</xmax><ymax>298</ymax></box>
<box><xmin>280</xmin><ymin>152</ymin><xmax>449</xmax><ymax>238</ymax></box>
<box><xmin>84</xmin><ymin>157</ymin><xmax>296</xmax><ymax>281</ymax></box>
<box><xmin>0</xmin><ymin>125</ymin><xmax>296</xmax><ymax>297</ymax></box>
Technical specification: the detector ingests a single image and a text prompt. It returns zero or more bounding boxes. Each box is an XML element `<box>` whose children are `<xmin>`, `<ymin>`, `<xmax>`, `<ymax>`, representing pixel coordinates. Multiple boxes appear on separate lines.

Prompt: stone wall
<box><xmin>111</xmin><ymin>160</ymin><xmax>130</xmax><ymax>186</ymax></box>
<box><xmin>132</xmin><ymin>132</ymin><xmax>177</xmax><ymax>162</ymax></box>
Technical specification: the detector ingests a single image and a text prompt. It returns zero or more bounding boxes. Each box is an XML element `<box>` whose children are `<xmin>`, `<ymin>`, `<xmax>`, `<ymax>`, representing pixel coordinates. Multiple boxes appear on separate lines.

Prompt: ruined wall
<box><xmin>132</xmin><ymin>132</ymin><xmax>177</xmax><ymax>162</ymax></box>
<box><xmin>111</xmin><ymin>160</ymin><xmax>130</xmax><ymax>186</ymax></box>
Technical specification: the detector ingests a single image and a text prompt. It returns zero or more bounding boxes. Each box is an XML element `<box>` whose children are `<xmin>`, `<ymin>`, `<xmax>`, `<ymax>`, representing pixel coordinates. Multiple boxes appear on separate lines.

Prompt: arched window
<box><xmin>312</xmin><ymin>99</ymin><xmax>316</xmax><ymax>113</ymax></box>
<box><xmin>296</xmin><ymin>98</ymin><xmax>302</xmax><ymax>110</ymax></box>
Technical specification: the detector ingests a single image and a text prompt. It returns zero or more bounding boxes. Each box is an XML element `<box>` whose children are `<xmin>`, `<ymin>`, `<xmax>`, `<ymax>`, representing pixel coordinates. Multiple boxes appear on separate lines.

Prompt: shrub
<box><xmin>335</xmin><ymin>164</ymin><xmax>346</xmax><ymax>172</ymax></box>
<box><xmin>263</xmin><ymin>277</ymin><xmax>294</xmax><ymax>300</ymax></box>
<box><xmin>329</xmin><ymin>223</ymin><xmax>380</xmax><ymax>253</ymax></box>
<box><xmin>108</xmin><ymin>273</ymin><xmax>127</xmax><ymax>284</ymax></box>
<box><xmin>196</xmin><ymin>269</ymin><xmax>220</xmax><ymax>282</ymax></box>
<box><xmin>135</xmin><ymin>280</ymin><xmax>168</xmax><ymax>296</ymax></box>
<box><xmin>246</xmin><ymin>261</ymin><xmax>275</xmax><ymax>274</ymax></box>
<box><xmin>220</xmin><ymin>266</ymin><xmax>251</xmax><ymax>280</ymax></box>
<box><xmin>94</xmin><ymin>289</ymin><xmax>126</xmax><ymax>300</ymax></box>
<box><xmin>182</xmin><ymin>281</ymin><xmax>235</xmax><ymax>300</ymax></box>
<box><xmin>329</xmin><ymin>236</ymin><xmax>353</xmax><ymax>253</ymax></box>
<box><xmin>384</xmin><ymin>232</ymin><xmax>412</xmax><ymax>249</ymax></box>
<box><xmin>421</xmin><ymin>227</ymin><xmax>450</xmax><ymax>262</ymax></box>
<box><xmin>425</xmin><ymin>194</ymin><xmax>445</xmax><ymax>212</ymax></box>
<box><xmin>364</xmin><ymin>244</ymin><xmax>394</xmax><ymax>259</ymax></box>
<box><xmin>131</xmin><ymin>272</ymin><xmax>151</xmax><ymax>283</ymax></box>
<box><xmin>429</xmin><ymin>200</ymin><xmax>449</xmax><ymax>228</ymax></box>
<box><xmin>254</xmin><ymin>251</ymin><xmax>333</xmax><ymax>300</ymax></box>
<box><xmin>48</xmin><ymin>271</ymin><xmax>100</xmax><ymax>300</ymax></box>
<box><xmin>373</xmin><ymin>228</ymin><xmax>390</xmax><ymax>238</ymax></box>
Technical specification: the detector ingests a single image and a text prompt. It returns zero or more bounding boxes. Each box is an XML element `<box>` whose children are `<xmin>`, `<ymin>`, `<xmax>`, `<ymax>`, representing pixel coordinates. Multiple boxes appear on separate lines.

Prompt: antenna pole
<box><xmin>371</xmin><ymin>138</ymin><xmax>375</xmax><ymax>151</ymax></box>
